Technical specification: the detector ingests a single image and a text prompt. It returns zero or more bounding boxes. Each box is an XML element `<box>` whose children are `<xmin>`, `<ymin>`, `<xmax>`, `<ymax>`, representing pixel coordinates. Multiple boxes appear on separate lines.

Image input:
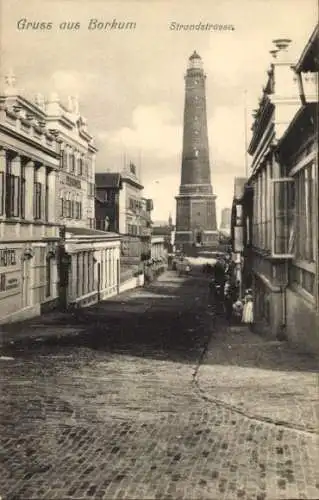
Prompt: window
<box><xmin>70</xmin><ymin>153</ymin><xmax>76</xmax><ymax>173</ymax></box>
<box><xmin>62</xmin><ymin>149</ymin><xmax>68</xmax><ymax>170</ymax></box>
<box><xmin>270</xmin><ymin>178</ymin><xmax>295</xmax><ymax>257</ymax></box>
<box><xmin>75</xmin><ymin>196</ymin><xmax>82</xmax><ymax>219</ymax></box>
<box><xmin>71</xmin><ymin>197</ymin><xmax>75</xmax><ymax>219</ymax></box>
<box><xmin>5</xmin><ymin>156</ymin><xmax>20</xmax><ymax>218</ymax></box>
<box><xmin>88</xmin><ymin>182</ymin><xmax>95</xmax><ymax>197</ymax></box>
<box><xmin>34</xmin><ymin>182</ymin><xmax>42</xmax><ymax>219</ymax></box>
<box><xmin>60</xmin><ymin>194</ymin><xmax>65</xmax><ymax>217</ymax></box>
<box><xmin>295</xmin><ymin>163</ymin><xmax>315</xmax><ymax>262</ymax></box>
<box><xmin>65</xmin><ymin>193</ymin><xmax>71</xmax><ymax>218</ymax></box>
<box><xmin>289</xmin><ymin>265</ymin><xmax>315</xmax><ymax>296</ymax></box>
<box><xmin>78</xmin><ymin>157</ymin><xmax>83</xmax><ymax>176</ymax></box>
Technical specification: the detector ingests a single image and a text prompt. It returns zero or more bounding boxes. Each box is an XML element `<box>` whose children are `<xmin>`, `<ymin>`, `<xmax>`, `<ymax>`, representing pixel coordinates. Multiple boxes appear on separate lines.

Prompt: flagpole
<box><xmin>244</xmin><ymin>89</ymin><xmax>248</xmax><ymax>177</ymax></box>
<box><xmin>139</xmin><ymin>149</ymin><xmax>142</xmax><ymax>184</ymax></box>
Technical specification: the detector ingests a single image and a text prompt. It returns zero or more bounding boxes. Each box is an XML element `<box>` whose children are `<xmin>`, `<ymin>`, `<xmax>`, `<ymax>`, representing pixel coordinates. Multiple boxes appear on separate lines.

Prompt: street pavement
<box><xmin>0</xmin><ymin>270</ymin><xmax>318</xmax><ymax>500</ymax></box>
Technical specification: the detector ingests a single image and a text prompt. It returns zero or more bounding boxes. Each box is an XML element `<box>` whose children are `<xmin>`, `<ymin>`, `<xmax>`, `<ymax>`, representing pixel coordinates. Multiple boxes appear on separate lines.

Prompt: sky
<box><xmin>1</xmin><ymin>0</ymin><xmax>316</xmax><ymax>224</ymax></box>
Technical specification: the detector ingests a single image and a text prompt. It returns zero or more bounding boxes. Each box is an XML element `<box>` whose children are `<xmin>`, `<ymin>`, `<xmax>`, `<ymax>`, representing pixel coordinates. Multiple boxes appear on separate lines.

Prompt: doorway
<box><xmin>195</xmin><ymin>230</ymin><xmax>203</xmax><ymax>245</ymax></box>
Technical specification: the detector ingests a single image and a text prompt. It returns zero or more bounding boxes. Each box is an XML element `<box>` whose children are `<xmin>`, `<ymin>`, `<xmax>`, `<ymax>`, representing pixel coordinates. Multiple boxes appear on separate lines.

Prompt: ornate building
<box><xmin>44</xmin><ymin>94</ymin><xmax>121</xmax><ymax>309</ymax></box>
<box><xmin>175</xmin><ymin>51</ymin><xmax>218</xmax><ymax>252</ymax></box>
<box><xmin>0</xmin><ymin>72</ymin><xmax>61</xmax><ymax>323</ymax></box>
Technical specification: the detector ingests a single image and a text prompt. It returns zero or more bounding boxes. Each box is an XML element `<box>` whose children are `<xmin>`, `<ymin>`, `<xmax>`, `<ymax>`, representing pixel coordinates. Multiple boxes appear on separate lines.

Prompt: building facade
<box><xmin>96</xmin><ymin>163</ymin><xmax>153</xmax><ymax>260</ymax></box>
<box><xmin>220</xmin><ymin>207</ymin><xmax>231</xmax><ymax>233</ymax></box>
<box><xmin>245</xmin><ymin>27</ymin><xmax>318</xmax><ymax>352</ymax></box>
<box><xmin>175</xmin><ymin>51</ymin><xmax>218</xmax><ymax>251</ymax></box>
<box><xmin>230</xmin><ymin>178</ymin><xmax>248</xmax><ymax>293</ymax></box>
<box><xmin>45</xmin><ymin>93</ymin><xmax>96</xmax><ymax>230</ymax></box>
<box><xmin>44</xmin><ymin>95</ymin><xmax>121</xmax><ymax>309</ymax></box>
<box><xmin>95</xmin><ymin>172</ymin><xmax>122</xmax><ymax>232</ymax></box>
<box><xmin>274</xmin><ymin>26</ymin><xmax>318</xmax><ymax>352</ymax></box>
<box><xmin>0</xmin><ymin>73</ymin><xmax>60</xmax><ymax>323</ymax></box>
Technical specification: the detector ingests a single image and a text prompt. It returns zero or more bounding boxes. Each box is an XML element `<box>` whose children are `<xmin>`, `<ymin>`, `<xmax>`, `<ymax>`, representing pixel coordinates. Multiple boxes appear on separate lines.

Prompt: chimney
<box><xmin>272</xmin><ymin>38</ymin><xmax>292</xmax><ymax>63</ymax></box>
<box><xmin>270</xmin><ymin>37</ymin><xmax>300</xmax><ymax>139</ymax></box>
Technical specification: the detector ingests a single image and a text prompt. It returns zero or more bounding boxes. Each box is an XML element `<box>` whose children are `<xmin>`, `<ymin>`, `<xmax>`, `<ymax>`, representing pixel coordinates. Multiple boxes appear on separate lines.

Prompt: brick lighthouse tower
<box><xmin>175</xmin><ymin>51</ymin><xmax>218</xmax><ymax>252</ymax></box>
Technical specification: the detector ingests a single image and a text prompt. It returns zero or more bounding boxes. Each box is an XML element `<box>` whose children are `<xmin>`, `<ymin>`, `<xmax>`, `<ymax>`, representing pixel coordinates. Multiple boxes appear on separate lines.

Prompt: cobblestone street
<box><xmin>1</xmin><ymin>271</ymin><xmax>318</xmax><ymax>500</ymax></box>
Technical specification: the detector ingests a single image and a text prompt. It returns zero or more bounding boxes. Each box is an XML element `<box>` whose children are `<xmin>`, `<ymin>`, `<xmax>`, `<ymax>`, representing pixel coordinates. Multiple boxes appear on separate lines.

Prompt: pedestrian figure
<box><xmin>242</xmin><ymin>289</ymin><xmax>254</xmax><ymax>326</ymax></box>
<box><xmin>232</xmin><ymin>299</ymin><xmax>243</xmax><ymax>323</ymax></box>
<box><xmin>224</xmin><ymin>281</ymin><xmax>233</xmax><ymax>322</ymax></box>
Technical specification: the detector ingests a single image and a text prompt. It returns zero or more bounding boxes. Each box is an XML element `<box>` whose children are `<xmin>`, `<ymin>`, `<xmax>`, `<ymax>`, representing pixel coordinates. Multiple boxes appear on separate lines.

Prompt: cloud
<box><xmin>208</xmin><ymin>105</ymin><xmax>246</xmax><ymax>170</ymax></box>
<box><xmin>98</xmin><ymin>103</ymin><xmax>183</xmax><ymax>159</ymax></box>
<box><xmin>51</xmin><ymin>70</ymin><xmax>98</xmax><ymax>96</ymax></box>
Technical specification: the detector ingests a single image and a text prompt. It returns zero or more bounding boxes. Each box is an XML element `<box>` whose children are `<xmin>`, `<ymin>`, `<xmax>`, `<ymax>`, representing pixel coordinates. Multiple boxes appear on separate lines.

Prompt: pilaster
<box><xmin>47</xmin><ymin>169</ymin><xmax>57</xmax><ymax>224</ymax></box>
<box><xmin>24</xmin><ymin>161</ymin><xmax>35</xmax><ymax>221</ymax></box>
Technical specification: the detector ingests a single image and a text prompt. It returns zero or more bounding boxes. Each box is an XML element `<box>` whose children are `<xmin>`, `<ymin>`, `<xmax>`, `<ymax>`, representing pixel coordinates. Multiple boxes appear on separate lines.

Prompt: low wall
<box><xmin>119</xmin><ymin>274</ymin><xmax>144</xmax><ymax>293</ymax></box>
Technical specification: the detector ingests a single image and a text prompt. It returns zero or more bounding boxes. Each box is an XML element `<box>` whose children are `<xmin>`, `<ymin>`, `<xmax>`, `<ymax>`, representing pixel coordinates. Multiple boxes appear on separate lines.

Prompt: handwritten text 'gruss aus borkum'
<box><xmin>16</xmin><ymin>19</ymin><xmax>137</xmax><ymax>31</ymax></box>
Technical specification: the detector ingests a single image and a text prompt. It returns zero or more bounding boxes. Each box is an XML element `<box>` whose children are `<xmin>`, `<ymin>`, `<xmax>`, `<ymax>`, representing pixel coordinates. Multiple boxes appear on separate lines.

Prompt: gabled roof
<box><xmin>95</xmin><ymin>173</ymin><xmax>122</xmax><ymax>188</ymax></box>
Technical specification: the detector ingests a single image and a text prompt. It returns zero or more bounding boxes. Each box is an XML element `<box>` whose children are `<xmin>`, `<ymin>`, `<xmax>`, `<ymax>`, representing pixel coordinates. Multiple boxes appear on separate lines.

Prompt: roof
<box><xmin>189</xmin><ymin>50</ymin><xmax>201</xmax><ymax>60</ymax></box>
<box><xmin>65</xmin><ymin>226</ymin><xmax>120</xmax><ymax>239</ymax></box>
<box><xmin>95</xmin><ymin>173</ymin><xmax>122</xmax><ymax>188</ymax></box>
<box><xmin>295</xmin><ymin>24</ymin><xmax>319</xmax><ymax>72</ymax></box>
<box><xmin>276</xmin><ymin>102</ymin><xmax>317</xmax><ymax>152</ymax></box>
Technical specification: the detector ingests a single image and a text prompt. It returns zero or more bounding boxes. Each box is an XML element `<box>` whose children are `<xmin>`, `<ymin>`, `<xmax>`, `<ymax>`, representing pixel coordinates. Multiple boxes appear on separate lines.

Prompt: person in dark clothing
<box><xmin>224</xmin><ymin>281</ymin><xmax>234</xmax><ymax>322</ymax></box>
<box><xmin>213</xmin><ymin>260</ymin><xmax>225</xmax><ymax>285</ymax></box>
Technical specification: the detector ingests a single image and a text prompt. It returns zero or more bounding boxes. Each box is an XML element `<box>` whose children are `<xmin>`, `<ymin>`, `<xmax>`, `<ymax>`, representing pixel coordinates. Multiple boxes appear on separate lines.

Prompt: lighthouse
<box><xmin>175</xmin><ymin>51</ymin><xmax>218</xmax><ymax>252</ymax></box>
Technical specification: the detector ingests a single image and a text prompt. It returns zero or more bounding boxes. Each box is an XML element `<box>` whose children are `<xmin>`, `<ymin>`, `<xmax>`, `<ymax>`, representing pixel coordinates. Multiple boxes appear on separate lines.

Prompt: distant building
<box><xmin>95</xmin><ymin>162</ymin><xmax>155</xmax><ymax>288</ymax></box>
<box><xmin>220</xmin><ymin>207</ymin><xmax>231</xmax><ymax>231</ymax></box>
<box><xmin>95</xmin><ymin>173</ymin><xmax>123</xmax><ymax>232</ymax></box>
<box><xmin>152</xmin><ymin>213</ymin><xmax>175</xmax><ymax>253</ymax></box>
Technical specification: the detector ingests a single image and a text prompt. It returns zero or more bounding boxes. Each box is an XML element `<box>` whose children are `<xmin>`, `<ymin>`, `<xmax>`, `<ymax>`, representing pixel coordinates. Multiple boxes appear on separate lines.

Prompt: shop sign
<box><xmin>0</xmin><ymin>249</ymin><xmax>17</xmax><ymax>268</ymax></box>
<box><xmin>0</xmin><ymin>273</ymin><xmax>20</xmax><ymax>292</ymax></box>
<box><xmin>60</xmin><ymin>173</ymin><xmax>82</xmax><ymax>190</ymax></box>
